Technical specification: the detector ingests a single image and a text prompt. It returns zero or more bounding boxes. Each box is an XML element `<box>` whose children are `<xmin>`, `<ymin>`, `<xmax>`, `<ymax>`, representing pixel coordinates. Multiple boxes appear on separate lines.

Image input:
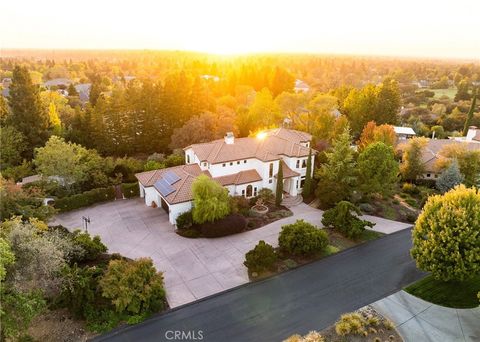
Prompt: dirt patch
<box><xmin>28</xmin><ymin>308</ymin><xmax>96</xmax><ymax>342</ymax></box>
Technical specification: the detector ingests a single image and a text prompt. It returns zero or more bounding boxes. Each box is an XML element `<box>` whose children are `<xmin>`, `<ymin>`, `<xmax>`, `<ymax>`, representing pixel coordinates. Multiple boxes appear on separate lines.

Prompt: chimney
<box><xmin>224</xmin><ymin>132</ymin><xmax>235</xmax><ymax>144</ymax></box>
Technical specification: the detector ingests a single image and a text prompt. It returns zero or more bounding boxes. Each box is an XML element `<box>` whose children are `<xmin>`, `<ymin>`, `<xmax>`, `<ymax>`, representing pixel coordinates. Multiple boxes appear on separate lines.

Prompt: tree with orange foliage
<box><xmin>357</xmin><ymin>121</ymin><xmax>396</xmax><ymax>151</ymax></box>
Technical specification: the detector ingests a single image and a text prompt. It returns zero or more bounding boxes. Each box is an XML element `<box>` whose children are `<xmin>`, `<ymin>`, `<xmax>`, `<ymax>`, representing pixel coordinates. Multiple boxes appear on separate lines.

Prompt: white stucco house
<box><xmin>135</xmin><ymin>128</ymin><xmax>315</xmax><ymax>225</ymax></box>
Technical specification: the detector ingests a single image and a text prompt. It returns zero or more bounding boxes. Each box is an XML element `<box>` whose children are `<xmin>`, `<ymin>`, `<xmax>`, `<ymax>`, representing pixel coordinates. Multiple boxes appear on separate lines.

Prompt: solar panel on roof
<box><xmin>154</xmin><ymin>179</ymin><xmax>175</xmax><ymax>197</ymax></box>
<box><xmin>163</xmin><ymin>171</ymin><xmax>181</xmax><ymax>185</ymax></box>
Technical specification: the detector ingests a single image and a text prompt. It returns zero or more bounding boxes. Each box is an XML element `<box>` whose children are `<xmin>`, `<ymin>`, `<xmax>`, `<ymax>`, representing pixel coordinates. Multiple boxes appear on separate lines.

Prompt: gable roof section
<box><xmin>277</xmin><ymin>160</ymin><xmax>300</xmax><ymax>179</ymax></box>
<box><xmin>186</xmin><ymin>128</ymin><xmax>312</xmax><ymax>164</ymax></box>
<box><xmin>214</xmin><ymin>169</ymin><xmax>262</xmax><ymax>186</ymax></box>
<box><xmin>135</xmin><ymin>164</ymin><xmax>211</xmax><ymax>204</ymax></box>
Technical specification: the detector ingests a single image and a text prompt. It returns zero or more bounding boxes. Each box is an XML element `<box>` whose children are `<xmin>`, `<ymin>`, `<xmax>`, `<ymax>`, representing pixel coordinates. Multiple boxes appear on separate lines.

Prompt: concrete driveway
<box><xmin>52</xmin><ymin>198</ymin><xmax>410</xmax><ymax>308</ymax></box>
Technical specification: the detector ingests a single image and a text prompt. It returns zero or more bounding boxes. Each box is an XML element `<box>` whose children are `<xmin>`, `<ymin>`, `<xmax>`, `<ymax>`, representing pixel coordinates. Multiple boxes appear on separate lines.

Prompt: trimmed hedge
<box><xmin>279</xmin><ymin>219</ymin><xmax>329</xmax><ymax>256</ymax></box>
<box><xmin>121</xmin><ymin>183</ymin><xmax>140</xmax><ymax>198</ymax></box>
<box><xmin>244</xmin><ymin>240</ymin><xmax>277</xmax><ymax>273</ymax></box>
<box><xmin>55</xmin><ymin>187</ymin><xmax>115</xmax><ymax>212</ymax></box>
<box><xmin>198</xmin><ymin>214</ymin><xmax>246</xmax><ymax>238</ymax></box>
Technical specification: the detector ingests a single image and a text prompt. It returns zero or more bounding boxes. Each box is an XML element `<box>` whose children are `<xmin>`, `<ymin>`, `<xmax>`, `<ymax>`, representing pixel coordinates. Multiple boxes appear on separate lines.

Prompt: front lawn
<box><xmin>405</xmin><ymin>275</ymin><xmax>480</xmax><ymax>309</ymax></box>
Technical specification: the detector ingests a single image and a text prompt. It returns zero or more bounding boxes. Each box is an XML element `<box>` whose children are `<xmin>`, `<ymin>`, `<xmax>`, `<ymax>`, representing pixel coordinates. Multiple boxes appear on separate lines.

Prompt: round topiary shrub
<box><xmin>279</xmin><ymin>219</ymin><xmax>329</xmax><ymax>256</ymax></box>
<box><xmin>244</xmin><ymin>240</ymin><xmax>277</xmax><ymax>273</ymax></box>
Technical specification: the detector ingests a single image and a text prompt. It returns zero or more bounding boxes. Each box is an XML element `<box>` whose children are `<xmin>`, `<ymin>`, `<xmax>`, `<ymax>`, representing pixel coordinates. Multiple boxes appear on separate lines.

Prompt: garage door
<box><xmin>161</xmin><ymin>197</ymin><xmax>169</xmax><ymax>214</ymax></box>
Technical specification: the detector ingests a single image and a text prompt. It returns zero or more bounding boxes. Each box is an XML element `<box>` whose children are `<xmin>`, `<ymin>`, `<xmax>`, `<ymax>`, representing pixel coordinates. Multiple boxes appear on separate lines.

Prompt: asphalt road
<box><xmin>96</xmin><ymin>228</ymin><xmax>424</xmax><ymax>342</ymax></box>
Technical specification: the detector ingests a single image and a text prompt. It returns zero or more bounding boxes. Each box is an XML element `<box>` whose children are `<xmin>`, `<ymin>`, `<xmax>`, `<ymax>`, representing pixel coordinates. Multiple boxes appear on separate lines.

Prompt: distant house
<box><xmin>1</xmin><ymin>87</ymin><xmax>9</xmax><ymax>98</ymax></box>
<box><xmin>201</xmin><ymin>75</ymin><xmax>220</xmax><ymax>82</ymax></box>
<box><xmin>112</xmin><ymin>75</ymin><xmax>136</xmax><ymax>84</ymax></box>
<box><xmin>294</xmin><ymin>79</ymin><xmax>310</xmax><ymax>93</ymax></box>
<box><xmin>419</xmin><ymin>136</ymin><xmax>480</xmax><ymax>180</ymax></box>
<box><xmin>44</xmin><ymin>78</ymin><xmax>72</xmax><ymax>89</ymax></box>
<box><xmin>393</xmin><ymin>126</ymin><xmax>416</xmax><ymax>141</ymax></box>
<box><xmin>135</xmin><ymin>128</ymin><xmax>315</xmax><ymax>225</ymax></box>
<box><xmin>452</xmin><ymin>126</ymin><xmax>480</xmax><ymax>143</ymax></box>
<box><xmin>2</xmin><ymin>78</ymin><xmax>12</xmax><ymax>88</ymax></box>
<box><xmin>74</xmin><ymin>83</ymin><xmax>91</xmax><ymax>103</ymax></box>
<box><xmin>413</xmin><ymin>80</ymin><xmax>430</xmax><ymax>88</ymax></box>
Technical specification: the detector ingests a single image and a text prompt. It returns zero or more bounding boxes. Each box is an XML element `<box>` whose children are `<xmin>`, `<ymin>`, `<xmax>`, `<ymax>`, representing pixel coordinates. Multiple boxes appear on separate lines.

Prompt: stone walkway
<box><xmin>372</xmin><ymin>290</ymin><xmax>480</xmax><ymax>341</ymax></box>
<box><xmin>52</xmin><ymin>198</ymin><xmax>411</xmax><ymax>308</ymax></box>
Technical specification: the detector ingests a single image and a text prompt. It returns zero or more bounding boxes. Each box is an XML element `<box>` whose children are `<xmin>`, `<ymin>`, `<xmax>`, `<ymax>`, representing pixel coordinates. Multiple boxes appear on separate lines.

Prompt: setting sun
<box><xmin>2</xmin><ymin>0</ymin><xmax>479</xmax><ymax>59</ymax></box>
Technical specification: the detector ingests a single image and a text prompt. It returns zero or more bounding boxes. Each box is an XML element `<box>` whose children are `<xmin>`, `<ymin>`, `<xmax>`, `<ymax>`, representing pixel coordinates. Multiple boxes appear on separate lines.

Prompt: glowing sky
<box><xmin>2</xmin><ymin>0</ymin><xmax>479</xmax><ymax>59</ymax></box>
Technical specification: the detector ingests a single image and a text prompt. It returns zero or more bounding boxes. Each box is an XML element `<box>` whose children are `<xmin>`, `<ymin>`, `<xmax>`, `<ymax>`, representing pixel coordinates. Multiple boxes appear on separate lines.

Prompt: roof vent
<box><xmin>225</xmin><ymin>132</ymin><xmax>235</xmax><ymax>144</ymax></box>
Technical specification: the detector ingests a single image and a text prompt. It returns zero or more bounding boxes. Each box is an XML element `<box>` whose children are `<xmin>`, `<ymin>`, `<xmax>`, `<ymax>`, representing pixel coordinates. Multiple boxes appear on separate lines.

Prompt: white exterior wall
<box><xmin>232</xmin><ymin>181</ymin><xmax>264</xmax><ymax>198</ymax></box>
<box><xmin>169</xmin><ymin>201</ymin><xmax>193</xmax><ymax>225</ymax></box>
<box><xmin>208</xmin><ymin>158</ymin><xmax>267</xmax><ymax>178</ymax></box>
<box><xmin>144</xmin><ymin>186</ymin><xmax>159</xmax><ymax>207</ymax></box>
<box><xmin>139</xmin><ymin>184</ymin><xmax>145</xmax><ymax>198</ymax></box>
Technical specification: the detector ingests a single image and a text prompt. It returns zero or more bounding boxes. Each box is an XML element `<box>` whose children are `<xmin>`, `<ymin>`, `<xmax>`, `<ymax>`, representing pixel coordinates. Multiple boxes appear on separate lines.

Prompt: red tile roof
<box><xmin>214</xmin><ymin>169</ymin><xmax>262</xmax><ymax>186</ymax></box>
<box><xmin>186</xmin><ymin>128</ymin><xmax>313</xmax><ymax>164</ymax></box>
<box><xmin>135</xmin><ymin>164</ymin><xmax>211</xmax><ymax>204</ymax></box>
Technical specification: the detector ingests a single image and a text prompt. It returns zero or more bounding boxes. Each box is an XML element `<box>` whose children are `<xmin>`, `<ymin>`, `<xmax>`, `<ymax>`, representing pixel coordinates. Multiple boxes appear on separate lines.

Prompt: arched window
<box><xmin>269</xmin><ymin>163</ymin><xmax>274</xmax><ymax>178</ymax></box>
<box><xmin>246</xmin><ymin>185</ymin><xmax>253</xmax><ymax>197</ymax></box>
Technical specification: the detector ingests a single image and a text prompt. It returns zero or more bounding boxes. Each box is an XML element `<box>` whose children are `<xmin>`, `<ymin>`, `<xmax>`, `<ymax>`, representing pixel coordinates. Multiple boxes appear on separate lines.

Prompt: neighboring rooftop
<box><xmin>420</xmin><ymin>139</ymin><xmax>480</xmax><ymax>172</ymax></box>
<box><xmin>393</xmin><ymin>126</ymin><xmax>416</xmax><ymax>136</ymax></box>
<box><xmin>44</xmin><ymin>78</ymin><xmax>72</xmax><ymax>87</ymax></box>
<box><xmin>186</xmin><ymin>128</ymin><xmax>312</xmax><ymax>164</ymax></box>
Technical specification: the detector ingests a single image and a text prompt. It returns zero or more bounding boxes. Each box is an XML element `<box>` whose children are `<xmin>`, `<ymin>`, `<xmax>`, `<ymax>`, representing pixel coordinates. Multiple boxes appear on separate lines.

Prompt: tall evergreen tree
<box><xmin>303</xmin><ymin>149</ymin><xmax>313</xmax><ymax>197</ymax></box>
<box><xmin>436</xmin><ymin>159</ymin><xmax>464</xmax><ymax>193</ymax></box>
<box><xmin>463</xmin><ymin>89</ymin><xmax>477</xmax><ymax>136</ymax></box>
<box><xmin>8</xmin><ymin>65</ymin><xmax>50</xmax><ymax>157</ymax></box>
<box><xmin>67</xmin><ymin>83</ymin><xmax>78</xmax><ymax>96</ymax></box>
<box><xmin>315</xmin><ymin>127</ymin><xmax>357</xmax><ymax>207</ymax></box>
<box><xmin>275</xmin><ymin>161</ymin><xmax>284</xmax><ymax>206</ymax></box>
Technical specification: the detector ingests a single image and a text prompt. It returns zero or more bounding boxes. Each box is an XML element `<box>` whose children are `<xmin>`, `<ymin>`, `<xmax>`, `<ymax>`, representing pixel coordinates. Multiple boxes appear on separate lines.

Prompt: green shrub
<box><xmin>55</xmin><ymin>187</ymin><xmax>115</xmax><ymax>212</ymax></box>
<box><xmin>405</xmin><ymin>198</ymin><xmax>417</xmax><ymax>207</ymax></box>
<box><xmin>402</xmin><ymin>182</ymin><xmax>419</xmax><ymax>195</ymax></box>
<box><xmin>257</xmin><ymin>188</ymin><xmax>275</xmax><ymax>203</ymax></box>
<box><xmin>279</xmin><ymin>220</ymin><xmax>329</xmax><ymax>256</ymax></box>
<box><xmin>406</xmin><ymin>212</ymin><xmax>417</xmax><ymax>223</ymax></box>
<box><xmin>72</xmin><ymin>230</ymin><xmax>107</xmax><ymax>262</ymax></box>
<box><xmin>229</xmin><ymin>196</ymin><xmax>250</xmax><ymax>215</ymax></box>
<box><xmin>199</xmin><ymin>214</ymin><xmax>246</xmax><ymax>238</ymax></box>
<box><xmin>176</xmin><ymin>211</ymin><xmax>193</xmax><ymax>229</ymax></box>
<box><xmin>121</xmin><ymin>183</ymin><xmax>139</xmax><ymax>198</ymax></box>
<box><xmin>392</xmin><ymin>198</ymin><xmax>400</xmax><ymax>205</ymax></box>
<box><xmin>244</xmin><ymin>240</ymin><xmax>277</xmax><ymax>273</ymax></box>
<box><xmin>99</xmin><ymin>258</ymin><xmax>166</xmax><ymax>315</ymax></box>
<box><xmin>322</xmin><ymin>201</ymin><xmax>375</xmax><ymax>239</ymax></box>
<box><xmin>59</xmin><ymin>264</ymin><xmax>104</xmax><ymax>318</ymax></box>
<box><xmin>358</xmin><ymin>202</ymin><xmax>375</xmax><ymax>213</ymax></box>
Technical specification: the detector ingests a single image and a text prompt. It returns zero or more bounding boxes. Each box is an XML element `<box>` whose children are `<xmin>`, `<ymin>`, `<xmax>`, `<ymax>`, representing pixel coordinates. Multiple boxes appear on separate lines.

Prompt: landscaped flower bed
<box><xmin>284</xmin><ymin>306</ymin><xmax>402</xmax><ymax>342</ymax></box>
